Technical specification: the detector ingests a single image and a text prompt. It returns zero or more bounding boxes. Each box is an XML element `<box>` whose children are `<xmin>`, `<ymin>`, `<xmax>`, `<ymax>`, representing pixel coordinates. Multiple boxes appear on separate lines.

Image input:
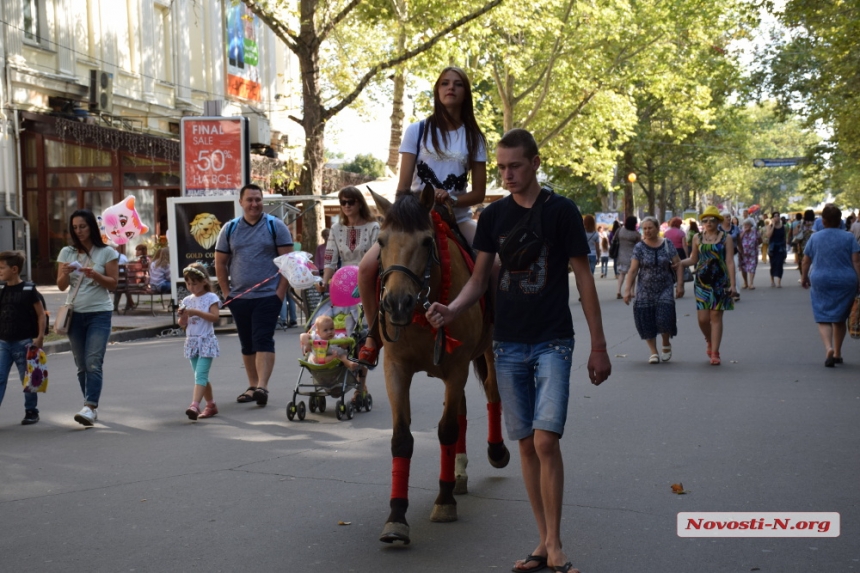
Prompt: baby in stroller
<box><xmin>300</xmin><ymin>315</ymin><xmax>359</xmax><ymax>370</ymax></box>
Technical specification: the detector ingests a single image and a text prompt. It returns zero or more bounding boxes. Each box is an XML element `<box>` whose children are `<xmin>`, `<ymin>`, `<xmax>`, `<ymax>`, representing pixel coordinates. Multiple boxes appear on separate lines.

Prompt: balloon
<box><xmin>748</xmin><ymin>204</ymin><xmax>760</xmax><ymax>214</ymax></box>
<box><xmin>98</xmin><ymin>196</ymin><xmax>149</xmax><ymax>246</ymax></box>
<box><xmin>330</xmin><ymin>265</ymin><xmax>361</xmax><ymax>307</ymax></box>
<box><xmin>274</xmin><ymin>252</ymin><xmax>320</xmax><ymax>290</ymax></box>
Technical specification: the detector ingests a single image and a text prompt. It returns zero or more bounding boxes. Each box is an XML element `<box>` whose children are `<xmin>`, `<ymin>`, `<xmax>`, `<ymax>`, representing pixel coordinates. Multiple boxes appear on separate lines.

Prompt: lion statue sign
<box><xmin>190</xmin><ymin>213</ymin><xmax>222</xmax><ymax>250</ymax></box>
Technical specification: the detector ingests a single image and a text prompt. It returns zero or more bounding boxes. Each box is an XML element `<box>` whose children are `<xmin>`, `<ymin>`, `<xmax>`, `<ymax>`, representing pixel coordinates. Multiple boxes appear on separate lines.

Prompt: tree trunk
<box><xmin>296</xmin><ymin>0</ymin><xmax>325</xmax><ymax>253</ymax></box>
<box><xmin>386</xmin><ymin>27</ymin><xmax>408</xmax><ymax>173</ymax></box>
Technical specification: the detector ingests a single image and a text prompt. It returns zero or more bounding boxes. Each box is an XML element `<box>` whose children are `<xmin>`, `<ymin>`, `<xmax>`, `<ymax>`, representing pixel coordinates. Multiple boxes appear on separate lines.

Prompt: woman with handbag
<box><xmin>623</xmin><ymin>217</ymin><xmax>684</xmax><ymax>363</ymax></box>
<box><xmin>679</xmin><ymin>207</ymin><xmax>736</xmax><ymax>365</ymax></box>
<box><xmin>57</xmin><ymin>209</ymin><xmax>119</xmax><ymax>426</ymax></box>
<box><xmin>800</xmin><ymin>204</ymin><xmax>860</xmax><ymax>367</ymax></box>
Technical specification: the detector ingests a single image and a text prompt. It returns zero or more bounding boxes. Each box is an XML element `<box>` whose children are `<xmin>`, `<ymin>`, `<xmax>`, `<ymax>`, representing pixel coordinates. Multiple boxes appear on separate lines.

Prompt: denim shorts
<box><xmin>493</xmin><ymin>337</ymin><xmax>574</xmax><ymax>441</ymax></box>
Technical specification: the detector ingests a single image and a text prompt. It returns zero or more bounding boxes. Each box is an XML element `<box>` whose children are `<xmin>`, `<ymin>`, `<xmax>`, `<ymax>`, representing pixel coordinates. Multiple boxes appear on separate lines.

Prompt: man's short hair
<box><xmin>497</xmin><ymin>128</ymin><xmax>539</xmax><ymax>160</ymax></box>
<box><xmin>0</xmin><ymin>250</ymin><xmax>25</xmax><ymax>272</ymax></box>
<box><xmin>821</xmin><ymin>203</ymin><xmax>842</xmax><ymax>228</ymax></box>
<box><xmin>240</xmin><ymin>183</ymin><xmax>263</xmax><ymax>199</ymax></box>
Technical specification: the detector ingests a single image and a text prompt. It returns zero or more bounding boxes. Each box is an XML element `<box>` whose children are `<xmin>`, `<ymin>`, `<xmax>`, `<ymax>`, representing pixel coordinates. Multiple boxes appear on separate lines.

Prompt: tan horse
<box><xmin>372</xmin><ymin>185</ymin><xmax>510</xmax><ymax>545</ymax></box>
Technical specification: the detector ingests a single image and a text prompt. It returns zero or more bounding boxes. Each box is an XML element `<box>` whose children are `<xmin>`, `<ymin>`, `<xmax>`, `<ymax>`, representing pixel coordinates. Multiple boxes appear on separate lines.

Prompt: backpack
<box><xmin>224</xmin><ymin>213</ymin><xmax>280</xmax><ymax>253</ymax></box>
<box><xmin>608</xmin><ymin>231</ymin><xmax>620</xmax><ymax>259</ymax></box>
<box><xmin>0</xmin><ymin>281</ymin><xmax>48</xmax><ymax>335</ymax></box>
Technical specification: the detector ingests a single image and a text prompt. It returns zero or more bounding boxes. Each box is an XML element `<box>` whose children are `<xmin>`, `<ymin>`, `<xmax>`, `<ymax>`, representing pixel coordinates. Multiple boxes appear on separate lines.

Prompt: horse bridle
<box><xmin>377</xmin><ymin>237</ymin><xmax>439</xmax><ymax>344</ymax></box>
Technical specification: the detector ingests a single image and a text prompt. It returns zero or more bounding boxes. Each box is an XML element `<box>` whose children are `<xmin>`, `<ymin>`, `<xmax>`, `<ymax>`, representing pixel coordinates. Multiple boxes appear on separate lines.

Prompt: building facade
<box><xmin>0</xmin><ymin>0</ymin><xmax>302</xmax><ymax>282</ymax></box>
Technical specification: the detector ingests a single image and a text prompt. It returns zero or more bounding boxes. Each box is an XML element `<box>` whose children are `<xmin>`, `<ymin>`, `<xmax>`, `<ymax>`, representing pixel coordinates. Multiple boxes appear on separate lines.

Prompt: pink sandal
<box><xmin>710</xmin><ymin>352</ymin><xmax>721</xmax><ymax>366</ymax></box>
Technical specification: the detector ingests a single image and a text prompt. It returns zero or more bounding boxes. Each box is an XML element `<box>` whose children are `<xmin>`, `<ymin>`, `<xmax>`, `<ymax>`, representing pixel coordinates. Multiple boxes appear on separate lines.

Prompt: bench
<box><xmin>114</xmin><ymin>263</ymin><xmax>168</xmax><ymax>316</ymax></box>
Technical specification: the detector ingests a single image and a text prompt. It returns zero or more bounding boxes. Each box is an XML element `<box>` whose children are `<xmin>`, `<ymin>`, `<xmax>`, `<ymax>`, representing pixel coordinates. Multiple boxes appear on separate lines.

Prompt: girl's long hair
<box><xmin>424</xmin><ymin>66</ymin><xmax>487</xmax><ymax>167</ymax></box>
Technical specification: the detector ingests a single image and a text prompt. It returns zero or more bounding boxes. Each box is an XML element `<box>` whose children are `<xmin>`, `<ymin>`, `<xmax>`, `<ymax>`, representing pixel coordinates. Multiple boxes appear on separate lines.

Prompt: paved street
<box><xmin>2</xmin><ymin>263</ymin><xmax>858</xmax><ymax>573</ymax></box>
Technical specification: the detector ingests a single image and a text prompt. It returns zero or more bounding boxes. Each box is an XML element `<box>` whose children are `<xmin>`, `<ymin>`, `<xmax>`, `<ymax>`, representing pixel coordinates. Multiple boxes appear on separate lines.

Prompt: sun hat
<box><xmin>700</xmin><ymin>206</ymin><xmax>724</xmax><ymax>221</ymax></box>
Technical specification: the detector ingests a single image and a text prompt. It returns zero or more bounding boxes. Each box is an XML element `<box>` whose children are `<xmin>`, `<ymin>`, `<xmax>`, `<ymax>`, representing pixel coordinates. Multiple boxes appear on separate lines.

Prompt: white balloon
<box><xmin>274</xmin><ymin>252</ymin><xmax>322</xmax><ymax>290</ymax></box>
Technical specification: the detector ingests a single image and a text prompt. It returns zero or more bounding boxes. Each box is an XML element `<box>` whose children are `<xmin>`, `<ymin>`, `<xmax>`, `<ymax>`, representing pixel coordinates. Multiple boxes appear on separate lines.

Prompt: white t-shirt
<box><xmin>181</xmin><ymin>292</ymin><xmax>221</xmax><ymax>337</ymax></box>
<box><xmin>399</xmin><ymin>121</ymin><xmax>486</xmax><ymax>224</ymax></box>
<box><xmin>58</xmin><ymin>245</ymin><xmax>119</xmax><ymax>313</ymax></box>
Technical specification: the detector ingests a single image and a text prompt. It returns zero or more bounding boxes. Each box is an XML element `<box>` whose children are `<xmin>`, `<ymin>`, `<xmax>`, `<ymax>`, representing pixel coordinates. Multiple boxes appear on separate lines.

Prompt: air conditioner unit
<box><xmin>89</xmin><ymin>70</ymin><xmax>113</xmax><ymax>113</ymax></box>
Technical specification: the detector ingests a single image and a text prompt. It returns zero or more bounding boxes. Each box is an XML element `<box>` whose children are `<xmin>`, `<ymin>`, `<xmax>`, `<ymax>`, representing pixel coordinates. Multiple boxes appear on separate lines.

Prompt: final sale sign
<box><xmin>180</xmin><ymin>117</ymin><xmax>249</xmax><ymax>196</ymax></box>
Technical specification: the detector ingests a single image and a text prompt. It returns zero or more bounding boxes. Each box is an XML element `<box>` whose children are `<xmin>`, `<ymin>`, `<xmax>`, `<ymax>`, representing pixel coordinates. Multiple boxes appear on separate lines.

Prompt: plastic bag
<box><xmin>23</xmin><ymin>345</ymin><xmax>49</xmax><ymax>393</ymax></box>
<box><xmin>274</xmin><ymin>252</ymin><xmax>321</xmax><ymax>291</ymax></box>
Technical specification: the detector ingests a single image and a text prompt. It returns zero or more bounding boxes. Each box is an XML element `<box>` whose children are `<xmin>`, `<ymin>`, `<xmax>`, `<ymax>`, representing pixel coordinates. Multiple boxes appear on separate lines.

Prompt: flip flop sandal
<box><xmin>253</xmin><ymin>387</ymin><xmax>269</xmax><ymax>406</ymax></box>
<box><xmin>512</xmin><ymin>554</ymin><xmax>548</xmax><ymax>572</ymax></box>
<box><xmin>549</xmin><ymin>563</ymin><xmax>577</xmax><ymax>573</ymax></box>
<box><xmin>237</xmin><ymin>387</ymin><xmax>256</xmax><ymax>403</ymax></box>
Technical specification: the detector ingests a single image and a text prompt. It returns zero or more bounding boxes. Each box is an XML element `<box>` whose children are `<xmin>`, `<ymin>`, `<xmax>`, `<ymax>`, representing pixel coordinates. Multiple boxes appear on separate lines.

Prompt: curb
<box><xmin>42</xmin><ymin>323</ymin><xmax>239</xmax><ymax>357</ymax></box>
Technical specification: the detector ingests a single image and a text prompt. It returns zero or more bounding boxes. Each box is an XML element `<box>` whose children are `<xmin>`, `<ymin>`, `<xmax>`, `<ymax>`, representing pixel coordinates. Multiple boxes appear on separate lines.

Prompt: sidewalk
<box><xmin>39</xmin><ymin>285</ymin><xmax>185</xmax><ymax>355</ymax></box>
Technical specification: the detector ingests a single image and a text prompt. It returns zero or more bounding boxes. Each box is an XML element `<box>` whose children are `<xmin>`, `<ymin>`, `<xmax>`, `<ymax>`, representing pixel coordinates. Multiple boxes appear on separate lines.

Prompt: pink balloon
<box><xmin>330</xmin><ymin>266</ymin><xmax>361</xmax><ymax>307</ymax></box>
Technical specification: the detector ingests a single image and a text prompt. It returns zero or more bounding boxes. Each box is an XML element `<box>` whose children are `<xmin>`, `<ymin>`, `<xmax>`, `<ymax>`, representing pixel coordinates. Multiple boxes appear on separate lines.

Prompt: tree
<box><xmin>241</xmin><ymin>0</ymin><xmax>502</xmax><ymax>250</ymax></box>
<box><xmin>342</xmin><ymin>153</ymin><xmax>386</xmax><ymax>177</ymax></box>
<box><xmin>756</xmin><ymin>1</ymin><xmax>860</xmax><ymax>206</ymax></box>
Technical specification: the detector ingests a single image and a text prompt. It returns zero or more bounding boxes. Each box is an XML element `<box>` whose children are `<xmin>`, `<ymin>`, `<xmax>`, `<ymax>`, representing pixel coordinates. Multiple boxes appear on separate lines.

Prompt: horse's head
<box><xmin>371</xmin><ymin>185</ymin><xmax>437</xmax><ymax>327</ymax></box>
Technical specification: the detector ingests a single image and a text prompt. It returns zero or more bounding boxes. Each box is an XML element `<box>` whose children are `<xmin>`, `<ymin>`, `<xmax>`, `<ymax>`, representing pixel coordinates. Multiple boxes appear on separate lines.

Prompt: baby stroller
<box><xmin>286</xmin><ymin>296</ymin><xmax>372</xmax><ymax>421</ymax></box>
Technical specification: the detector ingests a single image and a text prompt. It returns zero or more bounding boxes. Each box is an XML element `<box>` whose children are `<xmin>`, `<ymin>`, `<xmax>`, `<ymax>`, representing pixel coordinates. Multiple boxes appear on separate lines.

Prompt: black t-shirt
<box><xmin>474</xmin><ymin>191</ymin><xmax>589</xmax><ymax>343</ymax></box>
<box><xmin>0</xmin><ymin>282</ymin><xmax>42</xmax><ymax>341</ymax></box>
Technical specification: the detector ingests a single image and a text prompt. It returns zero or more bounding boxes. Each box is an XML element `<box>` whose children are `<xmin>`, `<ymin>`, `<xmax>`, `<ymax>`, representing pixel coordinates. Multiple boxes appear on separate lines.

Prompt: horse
<box><xmin>370</xmin><ymin>184</ymin><xmax>510</xmax><ymax>545</ymax></box>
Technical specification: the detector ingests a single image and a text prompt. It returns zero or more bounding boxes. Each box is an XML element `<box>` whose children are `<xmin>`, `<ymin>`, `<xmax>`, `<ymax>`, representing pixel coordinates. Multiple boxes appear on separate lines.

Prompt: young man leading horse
<box><xmin>427</xmin><ymin>128</ymin><xmax>612</xmax><ymax>573</ymax></box>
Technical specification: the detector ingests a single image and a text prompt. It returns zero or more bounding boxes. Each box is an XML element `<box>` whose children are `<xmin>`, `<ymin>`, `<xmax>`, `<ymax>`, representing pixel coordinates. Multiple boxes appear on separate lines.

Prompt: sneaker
<box><xmin>21</xmin><ymin>410</ymin><xmax>40</xmax><ymax>425</ymax></box>
<box><xmin>186</xmin><ymin>405</ymin><xmax>200</xmax><ymax>420</ymax></box>
<box><xmin>74</xmin><ymin>406</ymin><xmax>96</xmax><ymax>426</ymax></box>
<box><xmin>198</xmin><ymin>403</ymin><xmax>218</xmax><ymax>419</ymax></box>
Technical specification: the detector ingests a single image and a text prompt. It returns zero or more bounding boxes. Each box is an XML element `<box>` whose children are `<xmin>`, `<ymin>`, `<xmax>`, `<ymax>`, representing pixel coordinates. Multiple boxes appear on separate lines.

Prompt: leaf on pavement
<box><xmin>338</xmin><ymin>521</ymin><xmax>351</xmax><ymax>526</ymax></box>
<box><xmin>670</xmin><ymin>483</ymin><xmax>689</xmax><ymax>494</ymax></box>
<box><xmin>615</xmin><ymin>354</ymin><xmax>627</xmax><ymax>358</ymax></box>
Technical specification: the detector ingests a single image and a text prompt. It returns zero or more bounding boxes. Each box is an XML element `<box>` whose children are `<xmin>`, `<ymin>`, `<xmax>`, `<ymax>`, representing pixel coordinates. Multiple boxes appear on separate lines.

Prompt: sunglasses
<box><xmin>340</xmin><ymin>199</ymin><xmax>356</xmax><ymax>207</ymax></box>
<box><xmin>701</xmin><ymin>217</ymin><xmax>718</xmax><ymax>223</ymax></box>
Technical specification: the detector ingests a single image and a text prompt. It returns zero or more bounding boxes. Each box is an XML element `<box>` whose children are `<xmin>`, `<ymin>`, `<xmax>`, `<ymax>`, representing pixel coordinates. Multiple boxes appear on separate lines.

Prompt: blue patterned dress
<box><xmin>695</xmin><ymin>232</ymin><xmax>734</xmax><ymax>311</ymax></box>
<box><xmin>803</xmin><ymin>229</ymin><xmax>860</xmax><ymax>322</ymax></box>
<box><xmin>631</xmin><ymin>240</ymin><xmax>678</xmax><ymax>339</ymax></box>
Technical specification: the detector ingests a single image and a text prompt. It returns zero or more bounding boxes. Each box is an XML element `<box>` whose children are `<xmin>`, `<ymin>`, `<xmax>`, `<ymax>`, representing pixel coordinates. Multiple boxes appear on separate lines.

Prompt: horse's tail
<box><xmin>472</xmin><ymin>353</ymin><xmax>489</xmax><ymax>386</ymax></box>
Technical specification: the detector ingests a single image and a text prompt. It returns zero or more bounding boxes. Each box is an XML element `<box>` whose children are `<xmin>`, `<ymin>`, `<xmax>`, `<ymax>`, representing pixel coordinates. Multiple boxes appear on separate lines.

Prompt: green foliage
<box><xmin>755</xmin><ymin>0</ymin><xmax>860</xmax><ymax>206</ymax></box>
<box><xmin>342</xmin><ymin>153</ymin><xmax>386</xmax><ymax>177</ymax></box>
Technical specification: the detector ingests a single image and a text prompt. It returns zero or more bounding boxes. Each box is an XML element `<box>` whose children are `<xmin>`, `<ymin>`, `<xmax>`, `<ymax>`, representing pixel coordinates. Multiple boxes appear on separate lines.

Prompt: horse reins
<box><xmin>377</xmin><ymin>240</ymin><xmax>439</xmax><ymax>345</ymax></box>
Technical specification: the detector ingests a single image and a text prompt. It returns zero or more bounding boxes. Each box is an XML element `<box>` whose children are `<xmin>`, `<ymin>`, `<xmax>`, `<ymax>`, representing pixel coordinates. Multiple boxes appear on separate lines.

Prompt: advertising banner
<box><xmin>226</xmin><ymin>3</ymin><xmax>262</xmax><ymax>101</ymax></box>
<box><xmin>181</xmin><ymin>117</ymin><xmax>248</xmax><ymax>197</ymax></box>
<box><xmin>167</xmin><ymin>196</ymin><xmax>239</xmax><ymax>300</ymax></box>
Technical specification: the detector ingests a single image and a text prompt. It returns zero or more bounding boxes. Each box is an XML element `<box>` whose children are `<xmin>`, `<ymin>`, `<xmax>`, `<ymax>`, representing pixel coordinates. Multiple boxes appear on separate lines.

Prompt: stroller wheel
<box><xmin>365</xmin><ymin>394</ymin><xmax>373</xmax><ymax>412</ymax></box>
<box><xmin>286</xmin><ymin>401</ymin><xmax>297</xmax><ymax>421</ymax></box>
<box><xmin>336</xmin><ymin>402</ymin><xmax>346</xmax><ymax>421</ymax></box>
<box><xmin>309</xmin><ymin>396</ymin><xmax>318</xmax><ymax>413</ymax></box>
<box><xmin>297</xmin><ymin>401</ymin><xmax>306</xmax><ymax>421</ymax></box>
<box><xmin>318</xmin><ymin>397</ymin><xmax>327</xmax><ymax>413</ymax></box>
<box><xmin>346</xmin><ymin>401</ymin><xmax>355</xmax><ymax>420</ymax></box>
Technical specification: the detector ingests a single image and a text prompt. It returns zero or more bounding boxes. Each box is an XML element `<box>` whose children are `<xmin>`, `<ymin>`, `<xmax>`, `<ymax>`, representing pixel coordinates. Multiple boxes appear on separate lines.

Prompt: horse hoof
<box><xmin>454</xmin><ymin>474</ymin><xmax>468</xmax><ymax>495</ymax></box>
<box><xmin>488</xmin><ymin>441</ymin><xmax>510</xmax><ymax>469</ymax></box>
<box><xmin>430</xmin><ymin>504</ymin><xmax>458</xmax><ymax>522</ymax></box>
<box><xmin>380</xmin><ymin>522</ymin><xmax>411</xmax><ymax>544</ymax></box>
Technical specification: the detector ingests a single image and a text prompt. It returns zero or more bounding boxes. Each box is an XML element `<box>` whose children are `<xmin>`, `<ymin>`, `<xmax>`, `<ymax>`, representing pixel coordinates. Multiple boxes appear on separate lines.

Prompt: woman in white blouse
<box><xmin>316</xmin><ymin>186</ymin><xmax>379</xmax><ymax>292</ymax></box>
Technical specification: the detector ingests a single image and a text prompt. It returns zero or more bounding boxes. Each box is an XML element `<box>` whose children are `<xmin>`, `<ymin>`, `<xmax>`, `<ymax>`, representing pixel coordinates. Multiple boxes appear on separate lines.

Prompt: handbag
<box><xmin>849</xmin><ymin>295</ymin><xmax>860</xmax><ymax>340</ymax></box>
<box><xmin>55</xmin><ymin>255</ymin><xmax>88</xmax><ymax>335</ymax></box>
<box><xmin>608</xmin><ymin>231</ymin><xmax>620</xmax><ymax>259</ymax></box>
<box><xmin>498</xmin><ymin>188</ymin><xmax>551</xmax><ymax>271</ymax></box>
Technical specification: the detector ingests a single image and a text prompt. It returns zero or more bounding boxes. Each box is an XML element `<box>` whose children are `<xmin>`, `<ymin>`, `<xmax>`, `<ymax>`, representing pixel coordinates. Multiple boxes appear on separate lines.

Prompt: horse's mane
<box><xmin>383</xmin><ymin>193</ymin><xmax>432</xmax><ymax>233</ymax></box>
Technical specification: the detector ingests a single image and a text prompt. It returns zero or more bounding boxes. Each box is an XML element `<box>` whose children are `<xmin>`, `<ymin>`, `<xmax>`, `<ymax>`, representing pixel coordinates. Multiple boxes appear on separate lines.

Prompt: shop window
<box><xmin>47</xmin><ymin>172</ymin><xmax>114</xmax><ymax>188</ymax></box>
<box><xmin>23</xmin><ymin>137</ymin><xmax>37</xmax><ymax>168</ymax></box>
<box><xmin>25</xmin><ymin>174</ymin><xmax>38</xmax><ymax>189</ymax></box>
<box><xmin>45</xmin><ymin>139</ymin><xmax>112</xmax><ymax>168</ymax></box>
<box><xmin>48</xmin><ymin>191</ymin><xmax>78</xmax><ymax>258</ymax></box>
<box><xmin>25</xmin><ymin>192</ymin><xmax>40</xmax><ymax>265</ymax></box>
<box><xmin>122</xmin><ymin>155</ymin><xmax>170</xmax><ymax>167</ymax></box>
<box><xmin>84</xmin><ymin>191</ymin><xmax>115</xmax><ymax>215</ymax></box>
<box><xmin>122</xmin><ymin>171</ymin><xmax>180</xmax><ymax>187</ymax></box>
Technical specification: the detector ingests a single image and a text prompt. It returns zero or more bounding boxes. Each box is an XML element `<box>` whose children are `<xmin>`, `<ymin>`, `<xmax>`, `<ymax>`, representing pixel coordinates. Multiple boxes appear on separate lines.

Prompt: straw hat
<box><xmin>700</xmin><ymin>206</ymin><xmax>724</xmax><ymax>221</ymax></box>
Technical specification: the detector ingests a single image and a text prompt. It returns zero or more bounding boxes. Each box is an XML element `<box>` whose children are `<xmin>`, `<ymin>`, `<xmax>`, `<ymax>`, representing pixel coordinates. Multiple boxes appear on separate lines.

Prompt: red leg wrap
<box><xmin>391</xmin><ymin>457</ymin><xmax>410</xmax><ymax>500</ymax></box>
<box><xmin>487</xmin><ymin>402</ymin><xmax>503</xmax><ymax>444</ymax></box>
<box><xmin>440</xmin><ymin>444</ymin><xmax>455</xmax><ymax>482</ymax></box>
<box><xmin>456</xmin><ymin>415</ymin><xmax>467</xmax><ymax>454</ymax></box>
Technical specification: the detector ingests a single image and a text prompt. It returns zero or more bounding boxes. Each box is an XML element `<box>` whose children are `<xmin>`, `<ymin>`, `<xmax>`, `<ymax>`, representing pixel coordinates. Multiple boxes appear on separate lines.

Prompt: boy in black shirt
<box><xmin>0</xmin><ymin>251</ymin><xmax>46</xmax><ymax>425</ymax></box>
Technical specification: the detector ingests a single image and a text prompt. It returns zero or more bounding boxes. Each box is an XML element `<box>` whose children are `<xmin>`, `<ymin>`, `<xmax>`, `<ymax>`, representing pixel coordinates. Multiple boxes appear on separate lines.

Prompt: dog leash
<box><xmin>221</xmin><ymin>272</ymin><xmax>281</xmax><ymax>307</ymax></box>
